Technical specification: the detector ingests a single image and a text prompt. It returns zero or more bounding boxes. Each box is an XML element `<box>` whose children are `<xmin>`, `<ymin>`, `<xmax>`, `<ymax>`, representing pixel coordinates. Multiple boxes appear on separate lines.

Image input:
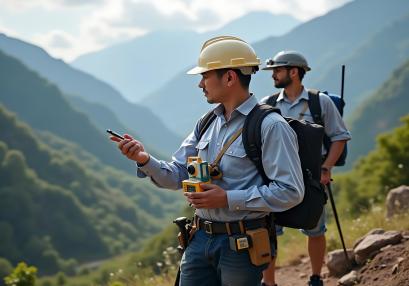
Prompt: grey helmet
<box><xmin>262</xmin><ymin>50</ymin><xmax>311</xmax><ymax>72</ymax></box>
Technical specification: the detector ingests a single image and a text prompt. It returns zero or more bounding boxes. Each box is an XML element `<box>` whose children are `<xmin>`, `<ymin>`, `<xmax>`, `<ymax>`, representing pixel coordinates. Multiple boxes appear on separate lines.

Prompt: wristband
<box><xmin>137</xmin><ymin>155</ymin><xmax>150</xmax><ymax>167</ymax></box>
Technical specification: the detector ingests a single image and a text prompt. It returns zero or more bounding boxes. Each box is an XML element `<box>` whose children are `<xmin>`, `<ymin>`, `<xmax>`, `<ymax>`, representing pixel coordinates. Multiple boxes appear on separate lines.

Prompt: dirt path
<box><xmin>273</xmin><ymin>236</ymin><xmax>409</xmax><ymax>286</ymax></box>
<box><xmin>274</xmin><ymin>256</ymin><xmax>338</xmax><ymax>286</ymax></box>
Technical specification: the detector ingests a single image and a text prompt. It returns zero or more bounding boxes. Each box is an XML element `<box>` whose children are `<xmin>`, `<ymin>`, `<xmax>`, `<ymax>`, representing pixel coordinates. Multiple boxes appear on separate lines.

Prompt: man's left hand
<box><xmin>320</xmin><ymin>167</ymin><xmax>332</xmax><ymax>185</ymax></box>
<box><xmin>184</xmin><ymin>183</ymin><xmax>228</xmax><ymax>209</ymax></box>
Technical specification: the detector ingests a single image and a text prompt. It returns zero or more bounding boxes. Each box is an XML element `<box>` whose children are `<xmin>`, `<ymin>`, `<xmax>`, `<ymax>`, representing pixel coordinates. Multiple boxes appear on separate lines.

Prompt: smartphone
<box><xmin>106</xmin><ymin>129</ymin><xmax>124</xmax><ymax>140</ymax></box>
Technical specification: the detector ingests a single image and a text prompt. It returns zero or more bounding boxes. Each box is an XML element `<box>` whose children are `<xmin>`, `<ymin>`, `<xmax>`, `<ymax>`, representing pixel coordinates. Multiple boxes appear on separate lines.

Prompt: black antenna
<box><xmin>341</xmin><ymin>65</ymin><xmax>345</xmax><ymax>101</ymax></box>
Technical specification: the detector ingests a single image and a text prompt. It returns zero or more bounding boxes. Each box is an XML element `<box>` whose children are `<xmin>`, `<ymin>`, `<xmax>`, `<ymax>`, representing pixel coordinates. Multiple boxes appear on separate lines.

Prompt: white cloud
<box><xmin>0</xmin><ymin>0</ymin><xmax>353</xmax><ymax>60</ymax></box>
<box><xmin>110</xmin><ymin>0</ymin><xmax>220</xmax><ymax>30</ymax></box>
<box><xmin>0</xmin><ymin>22</ymin><xmax>20</xmax><ymax>38</ymax></box>
<box><xmin>0</xmin><ymin>0</ymin><xmax>104</xmax><ymax>10</ymax></box>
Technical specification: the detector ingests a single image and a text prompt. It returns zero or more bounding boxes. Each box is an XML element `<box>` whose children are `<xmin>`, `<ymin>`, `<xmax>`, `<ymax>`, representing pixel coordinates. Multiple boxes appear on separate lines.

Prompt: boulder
<box><xmin>354</xmin><ymin>231</ymin><xmax>402</xmax><ymax>265</ymax></box>
<box><xmin>386</xmin><ymin>185</ymin><xmax>409</xmax><ymax>218</ymax></box>
<box><xmin>353</xmin><ymin>228</ymin><xmax>385</xmax><ymax>248</ymax></box>
<box><xmin>338</xmin><ymin>270</ymin><xmax>359</xmax><ymax>286</ymax></box>
<box><xmin>326</xmin><ymin>249</ymin><xmax>355</xmax><ymax>277</ymax></box>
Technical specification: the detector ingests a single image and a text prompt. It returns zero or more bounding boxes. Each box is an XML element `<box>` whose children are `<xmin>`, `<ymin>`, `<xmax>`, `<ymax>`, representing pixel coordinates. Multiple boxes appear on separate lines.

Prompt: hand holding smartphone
<box><xmin>106</xmin><ymin>129</ymin><xmax>124</xmax><ymax>140</ymax></box>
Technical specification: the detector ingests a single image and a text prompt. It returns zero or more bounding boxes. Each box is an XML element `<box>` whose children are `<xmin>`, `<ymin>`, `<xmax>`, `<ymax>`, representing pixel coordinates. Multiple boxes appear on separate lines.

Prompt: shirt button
<box><xmin>235</xmin><ymin>206</ymin><xmax>240</xmax><ymax>210</ymax></box>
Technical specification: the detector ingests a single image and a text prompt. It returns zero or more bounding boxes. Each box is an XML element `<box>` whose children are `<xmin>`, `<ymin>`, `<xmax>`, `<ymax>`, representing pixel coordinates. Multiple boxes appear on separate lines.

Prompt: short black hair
<box><xmin>297</xmin><ymin>67</ymin><xmax>306</xmax><ymax>81</ymax></box>
<box><xmin>285</xmin><ymin>66</ymin><xmax>305</xmax><ymax>82</ymax></box>
<box><xmin>215</xmin><ymin>68</ymin><xmax>251</xmax><ymax>89</ymax></box>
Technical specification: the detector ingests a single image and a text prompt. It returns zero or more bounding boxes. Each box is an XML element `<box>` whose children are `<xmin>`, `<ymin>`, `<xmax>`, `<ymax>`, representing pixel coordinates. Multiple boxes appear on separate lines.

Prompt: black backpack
<box><xmin>196</xmin><ymin>104</ymin><xmax>327</xmax><ymax>229</ymax></box>
<box><xmin>265</xmin><ymin>89</ymin><xmax>348</xmax><ymax>166</ymax></box>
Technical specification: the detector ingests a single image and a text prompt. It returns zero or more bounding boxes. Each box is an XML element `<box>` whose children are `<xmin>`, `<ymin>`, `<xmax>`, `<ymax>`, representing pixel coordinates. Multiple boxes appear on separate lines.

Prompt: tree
<box><xmin>335</xmin><ymin>115</ymin><xmax>409</xmax><ymax>214</ymax></box>
<box><xmin>4</xmin><ymin>262</ymin><xmax>37</xmax><ymax>286</ymax></box>
<box><xmin>0</xmin><ymin>258</ymin><xmax>13</xmax><ymax>286</ymax></box>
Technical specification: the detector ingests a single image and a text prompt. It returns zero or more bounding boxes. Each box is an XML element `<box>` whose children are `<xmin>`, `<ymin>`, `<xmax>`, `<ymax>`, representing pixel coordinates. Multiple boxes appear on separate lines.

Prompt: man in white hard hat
<box><xmin>261</xmin><ymin>51</ymin><xmax>351</xmax><ymax>286</ymax></box>
<box><xmin>111</xmin><ymin>37</ymin><xmax>304</xmax><ymax>286</ymax></box>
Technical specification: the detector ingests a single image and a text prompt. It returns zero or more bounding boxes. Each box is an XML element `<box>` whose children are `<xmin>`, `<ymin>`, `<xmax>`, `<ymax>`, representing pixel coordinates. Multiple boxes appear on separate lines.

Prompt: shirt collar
<box><xmin>277</xmin><ymin>87</ymin><xmax>309</xmax><ymax>103</ymax></box>
<box><xmin>213</xmin><ymin>94</ymin><xmax>258</xmax><ymax>117</ymax></box>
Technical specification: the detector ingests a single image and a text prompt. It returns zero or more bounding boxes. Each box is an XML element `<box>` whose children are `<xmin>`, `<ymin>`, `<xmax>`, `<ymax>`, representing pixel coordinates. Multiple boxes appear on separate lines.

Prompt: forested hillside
<box><xmin>346</xmin><ymin>59</ymin><xmax>409</xmax><ymax>168</ymax></box>
<box><xmin>335</xmin><ymin>115</ymin><xmax>409</xmax><ymax>214</ymax></box>
<box><xmin>0</xmin><ymin>104</ymin><xmax>183</xmax><ymax>276</ymax></box>
<box><xmin>0</xmin><ymin>34</ymin><xmax>181</xmax><ymax>155</ymax></box>
<box><xmin>0</xmin><ymin>49</ymin><xmax>133</xmax><ymax>174</ymax></box>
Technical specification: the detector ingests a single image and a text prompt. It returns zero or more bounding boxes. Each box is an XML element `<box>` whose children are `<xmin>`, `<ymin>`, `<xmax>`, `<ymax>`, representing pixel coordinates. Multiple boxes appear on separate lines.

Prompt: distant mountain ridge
<box><xmin>72</xmin><ymin>11</ymin><xmax>300</xmax><ymax>102</ymax></box>
<box><xmin>141</xmin><ymin>0</ymin><xmax>409</xmax><ymax>138</ymax></box>
<box><xmin>0</xmin><ymin>33</ymin><xmax>181</xmax><ymax>155</ymax></box>
<box><xmin>252</xmin><ymin>0</ymin><xmax>409</xmax><ymax>108</ymax></box>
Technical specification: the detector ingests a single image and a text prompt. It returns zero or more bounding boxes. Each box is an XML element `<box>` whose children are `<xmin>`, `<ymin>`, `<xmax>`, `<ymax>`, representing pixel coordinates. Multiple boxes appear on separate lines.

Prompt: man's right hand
<box><xmin>110</xmin><ymin>134</ymin><xmax>150</xmax><ymax>165</ymax></box>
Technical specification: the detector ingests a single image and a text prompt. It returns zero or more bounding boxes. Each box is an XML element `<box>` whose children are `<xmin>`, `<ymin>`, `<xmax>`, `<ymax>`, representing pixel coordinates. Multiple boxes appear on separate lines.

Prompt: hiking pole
<box><xmin>326</xmin><ymin>183</ymin><xmax>352</xmax><ymax>269</ymax></box>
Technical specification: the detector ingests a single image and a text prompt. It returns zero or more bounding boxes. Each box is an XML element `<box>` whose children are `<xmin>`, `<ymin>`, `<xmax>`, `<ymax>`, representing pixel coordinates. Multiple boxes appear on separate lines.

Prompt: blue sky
<box><xmin>0</xmin><ymin>0</ymin><xmax>351</xmax><ymax>61</ymax></box>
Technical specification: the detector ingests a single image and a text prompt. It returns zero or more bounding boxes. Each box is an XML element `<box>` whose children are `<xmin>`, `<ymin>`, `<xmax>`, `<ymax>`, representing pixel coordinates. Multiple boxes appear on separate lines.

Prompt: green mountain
<box><xmin>346</xmin><ymin>58</ymin><xmax>409</xmax><ymax>169</ymax></box>
<box><xmin>0</xmin><ymin>34</ymin><xmax>181</xmax><ymax>155</ymax></box>
<box><xmin>0</xmin><ymin>49</ymin><xmax>133</xmax><ymax>173</ymax></box>
<box><xmin>72</xmin><ymin>11</ymin><xmax>300</xmax><ymax>102</ymax></box>
<box><xmin>310</xmin><ymin>13</ymin><xmax>409</xmax><ymax>110</ymax></box>
<box><xmin>142</xmin><ymin>0</ymin><xmax>409</xmax><ymax>136</ymax></box>
<box><xmin>252</xmin><ymin>0</ymin><xmax>409</xmax><ymax>106</ymax></box>
<box><xmin>0</xmin><ymin>104</ymin><xmax>183</xmax><ymax>276</ymax></box>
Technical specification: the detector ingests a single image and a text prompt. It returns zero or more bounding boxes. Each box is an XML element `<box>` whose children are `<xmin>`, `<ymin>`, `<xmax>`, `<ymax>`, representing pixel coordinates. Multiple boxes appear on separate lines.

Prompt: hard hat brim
<box><xmin>186</xmin><ymin>66</ymin><xmax>209</xmax><ymax>75</ymax></box>
<box><xmin>261</xmin><ymin>64</ymin><xmax>311</xmax><ymax>71</ymax></box>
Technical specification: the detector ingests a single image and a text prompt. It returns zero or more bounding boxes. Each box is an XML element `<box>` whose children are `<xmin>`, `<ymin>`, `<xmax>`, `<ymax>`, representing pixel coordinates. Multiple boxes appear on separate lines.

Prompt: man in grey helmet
<box><xmin>260</xmin><ymin>51</ymin><xmax>351</xmax><ymax>286</ymax></box>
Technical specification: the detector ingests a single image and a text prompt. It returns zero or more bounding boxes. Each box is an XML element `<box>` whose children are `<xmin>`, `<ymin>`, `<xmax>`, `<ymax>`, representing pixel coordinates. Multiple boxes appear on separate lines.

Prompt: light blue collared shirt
<box><xmin>137</xmin><ymin>95</ymin><xmax>304</xmax><ymax>222</ymax></box>
<box><xmin>261</xmin><ymin>88</ymin><xmax>352</xmax><ymax>154</ymax></box>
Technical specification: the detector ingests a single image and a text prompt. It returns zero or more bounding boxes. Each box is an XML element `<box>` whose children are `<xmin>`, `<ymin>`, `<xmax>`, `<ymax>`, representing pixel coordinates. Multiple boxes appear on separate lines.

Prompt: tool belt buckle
<box><xmin>204</xmin><ymin>220</ymin><xmax>213</xmax><ymax>234</ymax></box>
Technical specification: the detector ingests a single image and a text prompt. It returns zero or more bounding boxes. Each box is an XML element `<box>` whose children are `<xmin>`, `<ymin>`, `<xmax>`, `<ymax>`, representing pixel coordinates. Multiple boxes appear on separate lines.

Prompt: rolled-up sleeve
<box><xmin>320</xmin><ymin>94</ymin><xmax>352</xmax><ymax>142</ymax></box>
<box><xmin>137</xmin><ymin>131</ymin><xmax>198</xmax><ymax>190</ymax></box>
<box><xmin>226</xmin><ymin>115</ymin><xmax>305</xmax><ymax>213</ymax></box>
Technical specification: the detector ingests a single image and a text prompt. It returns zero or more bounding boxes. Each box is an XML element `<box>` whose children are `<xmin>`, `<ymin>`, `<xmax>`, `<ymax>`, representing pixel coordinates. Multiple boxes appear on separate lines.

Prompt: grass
<box><xmin>36</xmin><ymin>205</ymin><xmax>409</xmax><ymax>286</ymax></box>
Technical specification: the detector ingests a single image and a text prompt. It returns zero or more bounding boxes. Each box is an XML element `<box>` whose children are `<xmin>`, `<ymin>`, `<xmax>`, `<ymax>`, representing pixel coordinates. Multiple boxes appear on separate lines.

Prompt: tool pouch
<box><xmin>246</xmin><ymin>228</ymin><xmax>272</xmax><ymax>266</ymax></box>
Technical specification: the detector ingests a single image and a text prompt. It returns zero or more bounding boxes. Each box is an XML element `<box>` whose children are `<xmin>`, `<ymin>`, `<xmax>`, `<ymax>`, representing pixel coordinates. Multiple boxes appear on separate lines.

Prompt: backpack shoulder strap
<box><xmin>265</xmin><ymin>92</ymin><xmax>280</xmax><ymax>107</ymax></box>
<box><xmin>307</xmin><ymin>89</ymin><xmax>323</xmax><ymax>126</ymax></box>
<box><xmin>196</xmin><ymin>110</ymin><xmax>217</xmax><ymax>140</ymax></box>
<box><xmin>242</xmin><ymin>104</ymin><xmax>281</xmax><ymax>184</ymax></box>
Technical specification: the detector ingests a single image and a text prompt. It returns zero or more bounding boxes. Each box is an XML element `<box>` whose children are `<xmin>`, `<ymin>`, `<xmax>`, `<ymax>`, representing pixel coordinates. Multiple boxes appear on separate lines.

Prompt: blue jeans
<box><xmin>180</xmin><ymin>229</ymin><xmax>274</xmax><ymax>286</ymax></box>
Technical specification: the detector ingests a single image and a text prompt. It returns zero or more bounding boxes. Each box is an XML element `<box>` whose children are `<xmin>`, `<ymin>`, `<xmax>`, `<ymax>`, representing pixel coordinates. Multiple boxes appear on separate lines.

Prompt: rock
<box><xmin>386</xmin><ymin>185</ymin><xmax>409</xmax><ymax>218</ymax></box>
<box><xmin>354</xmin><ymin>231</ymin><xmax>403</xmax><ymax>265</ymax></box>
<box><xmin>380</xmin><ymin>244</ymin><xmax>392</xmax><ymax>251</ymax></box>
<box><xmin>353</xmin><ymin>228</ymin><xmax>385</xmax><ymax>248</ymax></box>
<box><xmin>299</xmin><ymin>272</ymin><xmax>307</xmax><ymax>279</ymax></box>
<box><xmin>338</xmin><ymin>270</ymin><xmax>359</xmax><ymax>286</ymax></box>
<box><xmin>321</xmin><ymin>269</ymin><xmax>329</xmax><ymax>278</ymax></box>
<box><xmin>301</xmin><ymin>256</ymin><xmax>310</xmax><ymax>264</ymax></box>
<box><xmin>392</xmin><ymin>263</ymin><xmax>399</xmax><ymax>274</ymax></box>
<box><xmin>327</xmin><ymin>249</ymin><xmax>355</xmax><ymax>277</ymax></box>
<box><xmin>397</xmin><ymin>257</ymin><xmax>404</xmax><ymax>263</ymax></box>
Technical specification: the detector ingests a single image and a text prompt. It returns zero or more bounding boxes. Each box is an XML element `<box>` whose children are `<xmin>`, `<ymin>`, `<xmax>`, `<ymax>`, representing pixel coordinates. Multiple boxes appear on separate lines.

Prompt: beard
<box><xmin>274</xmin><ymin>74</ymin><xmax>292</xmax><ymax>88</ymax></box>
